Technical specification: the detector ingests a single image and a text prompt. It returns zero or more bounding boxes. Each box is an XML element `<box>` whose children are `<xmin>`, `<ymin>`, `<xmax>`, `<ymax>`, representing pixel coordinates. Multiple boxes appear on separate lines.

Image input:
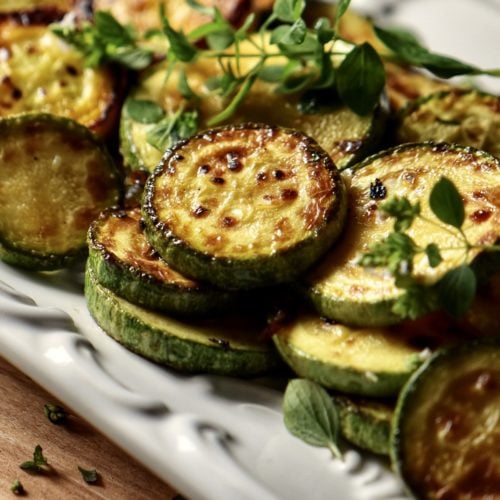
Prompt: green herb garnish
<box><xmin>283</xmin><ymin>378</ymin><xmax>342</xmax><ymax>459</ymax></box>
<box><xmin>44</xmin><ymin>403</ymin><xmax>68</xmax><ymax>425</ymax></box>
<box><xmin>78</xmin><ymin>466</ymin><xmax>100</xmax><ymax>484</ymax></box>
<box><xmin>360</xmin><ymin>176</ymin><xmax>500</xmax><ymax>320</ymax></box>
<box><xmin>10</xmin><ymin>480</ymin><xmax>25</xmax><ymax>495</ymax></box>
<box><xmin>19</xmin><ymin>445</ymin><xmax>49</xmax><ymax>473</ymax></box>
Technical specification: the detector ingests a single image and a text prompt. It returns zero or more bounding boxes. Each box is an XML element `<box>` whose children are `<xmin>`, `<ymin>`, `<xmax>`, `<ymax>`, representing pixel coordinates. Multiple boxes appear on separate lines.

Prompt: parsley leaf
<box><xmin>78</xmin><ymin>466</ymin><xmax>100</xmax><ymax>484</ymax></box>
<box><xmin>20</xmin><ymin>445</ymin><xmax>49</xmax><ymax>473</ymax></box>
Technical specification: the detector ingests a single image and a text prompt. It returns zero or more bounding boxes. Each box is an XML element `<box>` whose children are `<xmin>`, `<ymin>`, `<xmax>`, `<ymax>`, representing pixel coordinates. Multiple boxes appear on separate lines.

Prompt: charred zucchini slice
<box><xmin>336</xmin><ymin>395</ymin><xmax>393</xmax><ymax>456</ymax></box>
<box><xmin>391</xmin><ymin>338</ymin><xmax>500</xmax><ymax>500</ymax></box>
<box><xmin>272</xmin><ymin>312</ymin><xmax>448</xmax><ymax>397</ymax></box>
<box><xmin>142</xmin><ymin>123</ymin><xmax>347</xmax><ymax>290</ymax></box>
<box><xmin>0</xmin><ymin>113</ymin><xmax>122</xmax><ymax>270</ymax></box>
<box><xmin>0</xmin><ymin>1</ymin><xmax>85</xmax><ymax>22</ymax></box>
<box><xmin>120</xmin><ymin>37</ymin><xmax>385</xmax><ymax>172</ymax></box>
<box><xmin>0</xmin><ymin>23</ymin><xmax>119</xmax><ymax>137</ymax></box>
<box><xmin>85</xmin><ymin>264</ymin><xmax>281</xmax><ymax>376</ymax></box>
<box><xmin>397</xmin><ymin>89</ymin><xmax>500</xmax><ymax>158</ymax></box>
<box><xmin>305</xmin><ymin>142</ymin><xmax>500</xmax><ymax>326</ymax></box>
<box><xmin>88</xmin><ymin>207</ymin><xmax>240</xmax><ymax>316</ymax></box>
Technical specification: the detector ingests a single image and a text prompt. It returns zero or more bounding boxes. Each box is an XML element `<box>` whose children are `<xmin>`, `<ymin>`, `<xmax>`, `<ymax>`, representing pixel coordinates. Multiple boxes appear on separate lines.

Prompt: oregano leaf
<box><xmin>160</xmin><ymin>7</ymin><xmax>197</xmax><ymax>62</ymax></box>
<box><xmin>283</xmin><ymin>379</ymin><xmax>342</xmax><ymax>459</ymax></box>
<box><xmin>436</xmin><ymin>265</ymin><xmax>476</xmax><ymax>318</ymax></box>
<box><xmin>126</xmin><ymin>99</ymin><xmax>165</xmax><ymax>123</ymax></box>
<box><xmin>273</xmin><ymin>0</ymin><xmax>306</xmax><ymax>23</ymax></box>
<box><xmin>429</xmin><ymin>176</ymin><xmax>465</xmax><ymax>228</ymax></box>
<box><xmin>78</xmin><ymin>466</ymin><xmax>100</xmax><ymax>484</ymax></box>
<box><xmin>425</xmin><ymin>243</ymin><xmax>442</xmax><ymax>268</ymax></box>
<box><xmin>336</xmin><ymin>42</ymin><xmax>385</xmax><ymax>115</ymax></box>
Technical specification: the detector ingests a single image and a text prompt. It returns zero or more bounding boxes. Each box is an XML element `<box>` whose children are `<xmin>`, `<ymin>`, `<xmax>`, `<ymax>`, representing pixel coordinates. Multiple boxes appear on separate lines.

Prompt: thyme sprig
<box><xmin>359</xmin><ymin>177</ymin><xmax>500</xmax><ymax>320</ymax></box>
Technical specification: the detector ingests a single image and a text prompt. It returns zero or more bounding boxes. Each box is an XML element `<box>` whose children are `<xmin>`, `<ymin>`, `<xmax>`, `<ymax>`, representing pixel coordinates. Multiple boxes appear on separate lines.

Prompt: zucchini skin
<box><xmin>84</xmin><ymin>265</ymin><xmax>282</xmax><ymax>376</ymax></box>
<box><xmin>391</xmin><ymin>338</ymin><xmax>500</xmax><ymax>500</ymax></box>
<box><xmin>0</xmin><ymin>113</ymin><xmax>122</xmax><ymax>271</ymax></box>
<box><xmin>87</xmin><ymin>208</ymin><xmax>242</xmax><ymax>317</ymax></box>
<box><xmin>142</xmin><ymin>123</ymin><xmax>348</xmax><ymax>290</ymax></box>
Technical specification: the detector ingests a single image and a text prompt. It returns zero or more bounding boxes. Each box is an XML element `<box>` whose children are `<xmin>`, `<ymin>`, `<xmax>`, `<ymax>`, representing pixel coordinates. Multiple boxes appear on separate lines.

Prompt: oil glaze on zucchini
<box><xmin>142</xmin><ymin>123</ymin><xmax>347</xmax><ymax>290</ymax></box>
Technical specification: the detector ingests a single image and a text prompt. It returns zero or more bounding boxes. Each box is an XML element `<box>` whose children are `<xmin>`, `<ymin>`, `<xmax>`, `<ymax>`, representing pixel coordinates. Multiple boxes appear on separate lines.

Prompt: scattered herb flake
<box><xmin>10</xmin><ymin>479</ymin><xmax>25</xmax><ymax>495</ymax></box>
<box><xmin>44</xmin><ymin>403</ymin><xmax>68</xmax><ymax>425</ymax></box>
<box><xmin>20</xmin><ymin>445</ymin><xmax>48</xmax><ymax>473</ymax></box>
<box><xmin>78</xmin><ymin>466</ymin><xmax>100</xmax><ymax>484</ymax></box>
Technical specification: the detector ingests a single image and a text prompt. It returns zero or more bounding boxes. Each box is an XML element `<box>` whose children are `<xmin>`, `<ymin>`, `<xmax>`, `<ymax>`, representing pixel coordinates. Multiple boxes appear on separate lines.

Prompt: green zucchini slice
<box><xmin>272</xmin><ymin>313</ymin><xmax>447</xmax><ymax>397</ymax></box>
<box><xmin>305</xmin><ymin>142</ymin><xmax>500</xmax><ymax>326</ymax></box>
<box><xmin>120</xmin><ymin>37</ymin><xmax>385</xmax><ymax>172</ymax></box>
<box><xmin>336</xmin><ymin>395</ymin><xmax>393</xmax><ymax>456</ymax></box>
<box><xmin>85</xmin><ymin>265</ymin><xmax>282</xmax><ymax>376</ymax></box>
<box><xmin>88</xmin><ymin>207</ymin><xmax>241</xmax><ymax>316</ymax></box>
<box><xmin>142</xmin><ymin>123</ymin><xmax>347</xmax><ymax>290</ymax></box>
<box><xmin>391</xmin><ymin>338</ymin><xmax>500</xmax><ymax>500</ymax></box>
<box><xmin>0</xmin><ymin>23</ymin><xmax>120</xmax><ymax>137</ymax></box>
<box><xmin>397</xmin><ymin>89</ymin><xmax>500</xmax><ymax>158</ymax></box>
<box><xmin>0</xmin><ymin>113</ymin><xmax>122</xmax><ymax>270</ymax></box>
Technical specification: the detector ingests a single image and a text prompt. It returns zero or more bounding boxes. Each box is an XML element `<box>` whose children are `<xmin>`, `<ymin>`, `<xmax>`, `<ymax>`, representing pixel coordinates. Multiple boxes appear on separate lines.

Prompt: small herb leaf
<box><xmin>436</xmin><ymin>265</ymin><xmax>476</xmax><ymax>318</ymax></box>
<box><xmin>78</xmin><ymin>466</ymin><xmax>100</xmax><ymax>484</ymax></box>
<box><xmin>336</xmin><ymin>42</ymin><xmax>385</xmax><ymax>115</ymax></box>
<box><xmin>429</xmin><ymin>176</ymin><xmax>464</xmax><ymax>228</ymax></box>
<box><xmin>10</xmin><ymin>479</ymin><xmax>25</xmax><ymax>495</ymax></box>
<box><xmin>44</xmin><ymin>403</ymin><xmax>68</xmax><ymax>425</ymax></box>
<box><xmin>126</xmin><ymin>99</ymin><xmax>165</xmax><ymax>124</ymax></box>
<box><xmin>273</xmin><ymin>0</ymin><xmax>306</xmax><ymax>23</ymax></box>
<box><xmin>425</xmin><ymin>243</ymin><xmax>442</xmax><ymax>268</ymax></box>
<box><xmin>20</xmin><ymin>445</ymin><xmax>48</xmax><ymax>473</ymax></box>
<box><xmin>283</xmin><ymin>379</ymin><xmax>342</xmax><ymax>459</ymax></box>
<box><xmin>160</xmin><ymin>7</ymin><xmax>197</xmax><ymax>62</ymax></box>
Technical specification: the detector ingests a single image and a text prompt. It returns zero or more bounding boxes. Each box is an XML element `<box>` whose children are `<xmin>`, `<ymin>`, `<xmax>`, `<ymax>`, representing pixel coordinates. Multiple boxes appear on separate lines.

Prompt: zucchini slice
<box><xmin>85</xmin><ymin>265</ymin><xmax>282</xmax><ymax>376</ymax></box>
<box><xmin>120</xmin><ymin>36</ymin><xmax>385</xmax><ymax>172</ymax></box>
<box><xmin>0</xmin><ymin>113</ymin><xmax>122</xmax><ymax>270</ymax></box>
<box><xmin>397</xmin><ymin>89</ymin><xmax>500</xmax><ymax>158</ymax></box>
<box><xmin>88</xmin><ymin>207</ymin><xmax>241</xmax><ymax>316</ymax></box>
<box><xmin>305</xmin><ymin>142</ymin><xmax>500</xmax><ymax>326</ymax></box>
<box><xmin>142</xmin><ymin>123</ymin><xmax>347</xmax><ymax>290</ymax></box>
<box><xmin>336</xmin><ymin>395</ymin><xmax>393</xmax><ymax>456</ymax></box>
<box><xmin>0</xmin><ymin>2</ymin><xmax>85</xmax><ymax>22</ymax></box>
<box><xmin>391</xmin><ymin>338</ymin><xmax>500</xmax><ymax>500</ymax></box>
<box><xmin>0</xmin><ymin>23</ymin><xmax>120</xmax><ymax>137</ymax></box>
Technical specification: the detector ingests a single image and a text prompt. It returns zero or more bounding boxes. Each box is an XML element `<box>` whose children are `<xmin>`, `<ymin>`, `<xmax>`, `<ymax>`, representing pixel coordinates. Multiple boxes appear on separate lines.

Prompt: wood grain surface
<box><xmin>0</xmin><ymin>356</ymin><xmax>183</xmax><ymax>499</ymax></box>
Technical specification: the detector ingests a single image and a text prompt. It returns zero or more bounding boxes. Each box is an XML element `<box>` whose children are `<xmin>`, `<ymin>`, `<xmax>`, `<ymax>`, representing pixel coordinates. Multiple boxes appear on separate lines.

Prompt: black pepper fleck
<box><xmin>370</xmin><ymin>178</ymin><xmax>387</xmax><ymax>200</ymax></box>
<box><xmin>212</xmin><ymin>177</ymin><xmax>225</xmax><ymax>185</ymax></box>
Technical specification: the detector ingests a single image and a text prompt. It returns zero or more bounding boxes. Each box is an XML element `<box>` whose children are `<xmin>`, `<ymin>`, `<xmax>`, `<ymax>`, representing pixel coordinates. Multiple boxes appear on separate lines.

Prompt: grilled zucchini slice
<box><xmin>0</xmin><ymin>23</ymin><xmax>120</xmax><ymax>137</ymax></box>
<box><xmin>85</xmin><ymin>264</ymin><xmax>282</xmax><ymax>376</ymax></box>
<box><xmin>0</xmin><ymin>113</ymin><xmax>122</xmax><ymax>270</ymax></box>
<box><xmin>397</xmin><ymin>89</ymin><xmax>500</xmax><ymax>158</ymax></box>
<box><xmin>305</xmin><ymin>142</ymin><xmax>500</xmax><ymax>326</ymax></box>
<box><xmin>88</xmin><ymin>207</ymin><xmax>241</xmax><ymax>316</ymax></box>
<box><xmin>0</xmin><ymin>1</ymin><xmax>86</xmax><ymax>22</ymax></box>
<box><xmin>272</xmin><ymin>312</ymin><xmax>460</xmax><ymax>397</ymax></box>
<box><xmin>391</xmin><ymin>338</ymin><xmax>500</xmax><ymax>500</ymax></box>
<box><xmin>336</xmin><ymin>396</ymin><xmax>393</xmax><ymax>456</ymax></box>
<box><xmin>120</xmin><ymin>36</ymin><xmax>385</xmax><ymax>172</ymax></box>
<box><xmin>142</xmin><ymin>123</ymin><xmax>347</xmax><ymax>290</ymax></box>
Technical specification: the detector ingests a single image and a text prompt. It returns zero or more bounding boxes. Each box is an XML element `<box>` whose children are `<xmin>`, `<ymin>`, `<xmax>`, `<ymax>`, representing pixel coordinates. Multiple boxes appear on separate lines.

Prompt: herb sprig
<box><xmin>52</xmin><ymin>0</ymin><xmax>500</xmax><ymax>126</ymax></box>
<box><xmin>359</xmin><ymin>176</ymin><xmax>500</xmax><ymax>320</ymax></box>
<box><xmin>19</xmin><ymin>445</ymin><xmax>49</xmax><ymax>474</ymax></box>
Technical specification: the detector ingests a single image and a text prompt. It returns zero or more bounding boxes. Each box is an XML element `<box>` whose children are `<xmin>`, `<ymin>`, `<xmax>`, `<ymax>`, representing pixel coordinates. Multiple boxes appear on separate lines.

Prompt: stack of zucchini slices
<box><xmin>86</xmin><ymin>123</ymin><xmax>348</xmax><ymax>376</ymax></box>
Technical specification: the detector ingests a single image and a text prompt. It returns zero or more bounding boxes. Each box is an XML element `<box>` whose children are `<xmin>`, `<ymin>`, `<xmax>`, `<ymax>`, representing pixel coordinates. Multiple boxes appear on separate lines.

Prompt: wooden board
<box><xmin>0</xmin><ymin>356</ymin><xmax>181</xmax><ymax>499</ymax></box>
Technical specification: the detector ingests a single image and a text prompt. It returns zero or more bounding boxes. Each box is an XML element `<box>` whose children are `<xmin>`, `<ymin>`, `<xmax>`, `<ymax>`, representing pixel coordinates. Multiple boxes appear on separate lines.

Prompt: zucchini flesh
<box><xmin>306</xmin><ymin>142</ymin><xmax>500</xmax><ymax>326</ymax></box>
<box><xmin>391</xmin><ymin>338</ymin><xmax>500</xmax><ymax>500</ymax></box>
<box><xmin>88</xmin><ymin>207</ymin><xmax>240</xmax><ymax>316</ymax></box>
<box><xmin>85</xmin><ymin>265</ymin><xmax>282</xmax><ymax>376</ymax></box>
<box><xmin>0</xmin><ymin>113</ymin><xmax>122</xmax><ymax>270</ymax></box>
<box><xmin>142</xmin><ymin>123</ymin><xmax>347</xmax><ymax>289</ymax></box>
<box><xmin>397</xmin><ymin>89</ymin><xmax>500</xmax><ymax>158</ymax></box>
<box><xmin>0</xmin><ymin>24</ymin><xmax>119</xmax><ymax>137</ymax></box>
<box><xmin>120</xmin><ymin>37</ymin><xmax>384</xmax><ymax>172</ymax></box>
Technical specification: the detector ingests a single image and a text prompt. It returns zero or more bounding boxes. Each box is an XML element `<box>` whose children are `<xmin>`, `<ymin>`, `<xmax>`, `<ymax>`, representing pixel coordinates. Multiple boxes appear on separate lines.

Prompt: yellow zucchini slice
<box><xmin>397</xmin><ymin>89</ymin><xmax>500</xmax><ymax>158</ymax></box>
<box><xmin>85</xmin><ymin>264</ymin><xmax>282</xmax><ymax>376</ymax></box>
<box><xmin>0</xmin><ymin>23</ymin><xmax>120</xmax><ymax>137</ymax></box>
<box><xmin>305</xmin><ymin>142</ymin><xmax>500</xmax><ymax>326</ymax></box>
<box><xmin>120</xmin><ymin>36</ymin><xmax>385</xmax><ymax>172</ymax></box>
<box><xmin>142</xmin><ymin>123</ymin><xmax>347</xmax><ymax>289</ymax></box>
<box><xmin>0</xmin><ymin>113</ymin><xmax>122</xmax><ymax>270</ymax></box>
<box><xmin>88</xmin><ymin>207</ymin><xmax>242</xmax><ymax>316</ymax></box>
<box><xmin>391</xmin><ymin>338</ymin><xmax>500</xmax><ymax>500</ymax></box>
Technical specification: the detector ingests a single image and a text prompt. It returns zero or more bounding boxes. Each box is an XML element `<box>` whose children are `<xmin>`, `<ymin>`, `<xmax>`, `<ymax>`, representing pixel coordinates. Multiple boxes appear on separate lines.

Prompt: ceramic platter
<box><xmin>1</xmin><ymin>1</ymin><xmax>499</xmax><ymax>498</ymax></box>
